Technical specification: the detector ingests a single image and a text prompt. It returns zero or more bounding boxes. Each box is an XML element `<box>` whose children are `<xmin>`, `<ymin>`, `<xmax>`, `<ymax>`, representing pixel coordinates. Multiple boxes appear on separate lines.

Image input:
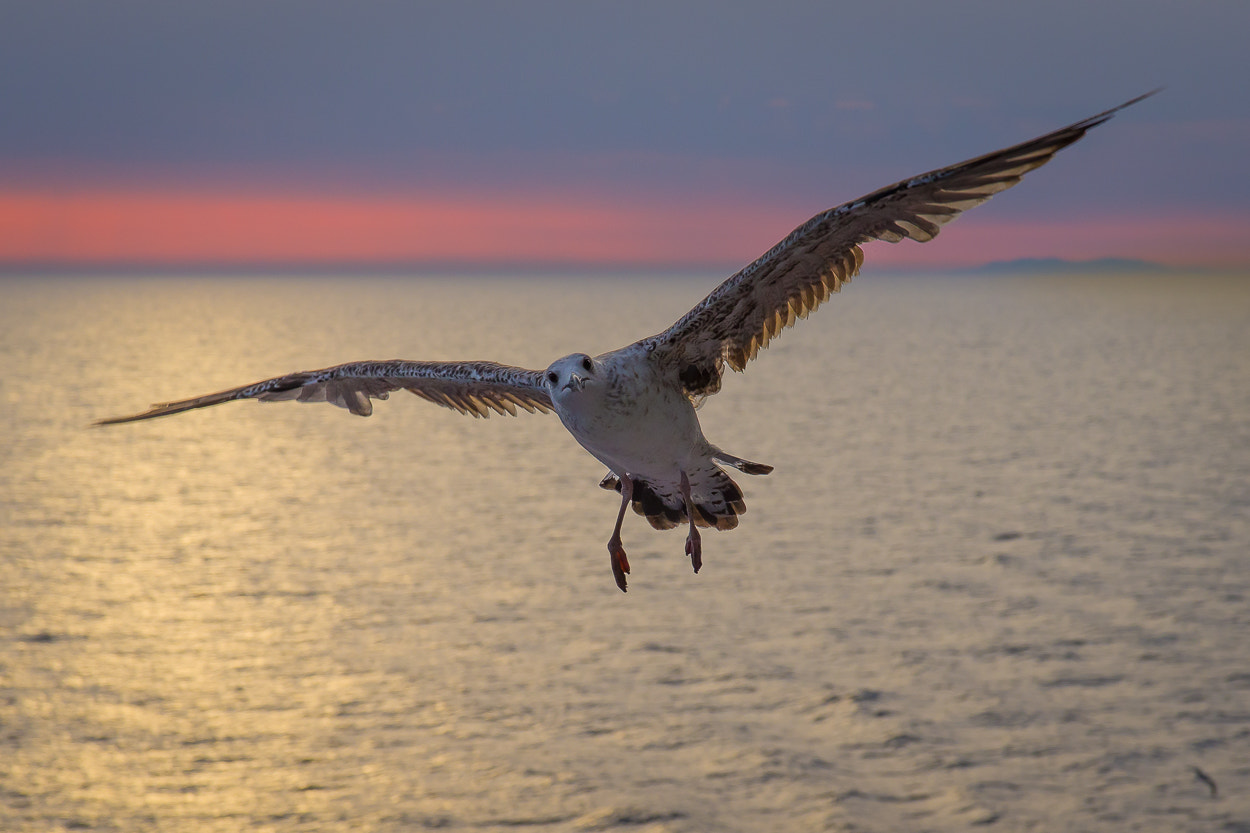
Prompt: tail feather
<box><xmin>599</xmin><ymin>466</ymin><xmax>754</xmax><ymax>531</ymax></box>
<box><xmin>713</xmin><ymin>449</ymin><xmax>774</xmax><ymax>476</ymax></box>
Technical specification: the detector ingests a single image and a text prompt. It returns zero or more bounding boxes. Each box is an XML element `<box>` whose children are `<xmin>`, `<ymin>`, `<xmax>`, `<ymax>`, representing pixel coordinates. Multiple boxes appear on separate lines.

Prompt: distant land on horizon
<box><xmin>965</xmin><ymin>256</ymin><xmax>1171</xmax><ymax>275</ymax></box>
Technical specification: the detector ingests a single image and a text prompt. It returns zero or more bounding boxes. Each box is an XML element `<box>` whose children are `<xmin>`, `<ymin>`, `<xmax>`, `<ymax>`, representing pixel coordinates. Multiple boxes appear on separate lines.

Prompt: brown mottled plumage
<box><xmin>643</xmin><ymin>91</ymin><xmax>1157</xmax><ymax>400</ymax></box>
<box><xmin>97</xmin><ymin>93</ymin><xmax>1153</xmax><ymax>591</ymax></box>
<box><xmin>95</xmin><ymin>360</ymin><xmax>552</xmax><ymax>424</ymax></box>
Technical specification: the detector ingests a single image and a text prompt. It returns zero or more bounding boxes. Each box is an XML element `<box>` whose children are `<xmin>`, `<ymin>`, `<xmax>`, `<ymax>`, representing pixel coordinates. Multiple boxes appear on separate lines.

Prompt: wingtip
<box><xmin>92</xmin><ymin>403</ymin><xmax>177</xmax><ymax>426</ymax></box>
<box><xmin>1080</xmin><ymin>89</ymin><xmax>1161</xmax><ymax>130</ymax></box>
<box><xmin>1113</xmin><ymin>88</ymin><xmax>1163</xmax><ymax>117</ymax></box>
<box><xmin>92</xmin><ymin>413</ymin><xmax>139</xmax><ymax>427</ymax></box>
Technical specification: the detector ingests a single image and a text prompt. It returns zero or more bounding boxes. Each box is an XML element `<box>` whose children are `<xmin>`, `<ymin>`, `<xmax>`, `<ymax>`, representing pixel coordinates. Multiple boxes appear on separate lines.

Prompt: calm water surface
<box><xmin>1</xmin><ymin>271</ymin><xmax>1248</xmax><ymax>832</ymax></box>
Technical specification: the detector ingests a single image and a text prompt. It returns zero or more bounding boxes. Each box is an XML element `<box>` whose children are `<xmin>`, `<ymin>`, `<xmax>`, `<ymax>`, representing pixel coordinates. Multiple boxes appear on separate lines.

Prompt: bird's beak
<box><xmin>564</xmin><ymin>373</ymin><xmax>585</xmax><ymax>392</ymax></box>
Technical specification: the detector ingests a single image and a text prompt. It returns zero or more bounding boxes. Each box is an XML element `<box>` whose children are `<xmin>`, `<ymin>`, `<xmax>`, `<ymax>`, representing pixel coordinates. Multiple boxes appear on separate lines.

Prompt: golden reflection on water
<box><xmin>2</xmin><ymin>272</ymin><xmax>1249</xmax><ymax>831</ymax></box>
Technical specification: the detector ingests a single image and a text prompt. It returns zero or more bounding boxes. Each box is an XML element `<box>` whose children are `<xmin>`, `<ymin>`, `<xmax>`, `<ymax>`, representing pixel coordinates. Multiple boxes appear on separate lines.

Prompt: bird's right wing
<box><xmin>640</xmin><ymin>92</ymin><xmax>1156</xmax><ymax>398</ymax></box>
<box><xmin>95</xmin><ymin>359</ymin><xmax>553</xmax><ymax>424</ymax></box>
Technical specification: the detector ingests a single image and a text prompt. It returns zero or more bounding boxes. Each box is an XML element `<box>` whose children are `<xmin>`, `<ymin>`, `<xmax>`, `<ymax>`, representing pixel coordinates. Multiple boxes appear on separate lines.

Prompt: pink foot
<box><xmin>685</xmin><ymin>531</ymin><xmax>702</xmax><ymax>574</ymax></box>
<box><xmin>608</xmin><ymin>540</ymin><xmax>630</xmax><ymax>592</ymax></box>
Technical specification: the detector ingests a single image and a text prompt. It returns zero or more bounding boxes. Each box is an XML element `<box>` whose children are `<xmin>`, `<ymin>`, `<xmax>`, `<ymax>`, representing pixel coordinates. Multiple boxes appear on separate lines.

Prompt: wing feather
<box><xmin>95</xmin><ymin>359</ymin><xmax>553</xmax><ymax>425</ymax></box>
<box><xmin>642</xmin><ymin>92</ymin><xmax>1155</xmax><ymax>397</ymax></box>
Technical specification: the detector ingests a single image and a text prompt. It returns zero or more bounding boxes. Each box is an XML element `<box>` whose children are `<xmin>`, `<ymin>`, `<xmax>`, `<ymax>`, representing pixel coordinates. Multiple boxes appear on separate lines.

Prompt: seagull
<box><xmin>98</xmin><ymin>93</ymin><xmax>1153</xmax><ymax>591</ymax></box>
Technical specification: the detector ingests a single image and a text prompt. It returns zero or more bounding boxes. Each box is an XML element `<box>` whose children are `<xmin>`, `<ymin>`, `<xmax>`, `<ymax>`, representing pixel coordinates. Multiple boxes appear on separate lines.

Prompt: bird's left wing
<box><xmin>640</xmin><ymin>92</ymin><xmax>1154</xmax><ymax>398</ymax></box>
<box><xmin>95</xmin><ymin>359</ymin><xmax>553</xmax><ymax>425</ymax></box>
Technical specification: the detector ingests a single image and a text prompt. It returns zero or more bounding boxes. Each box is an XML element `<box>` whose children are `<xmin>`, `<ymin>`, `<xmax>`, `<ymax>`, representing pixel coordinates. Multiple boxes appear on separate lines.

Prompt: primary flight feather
<box><xmin>99</xmin><ymin>93</ymin><xmax>1153</xmax><ymax>591</ymax></box>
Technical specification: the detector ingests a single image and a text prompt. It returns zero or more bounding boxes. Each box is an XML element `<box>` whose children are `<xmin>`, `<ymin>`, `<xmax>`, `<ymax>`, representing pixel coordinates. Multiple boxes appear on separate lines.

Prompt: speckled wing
<box><xmin>642</xmin><ymin>93</ymin><xmax>1155</xmax><ymax>398</ymax></box>
<box><xmin>95</xmin><ymin>360</ymin><xmax>553</xmax><ymax>424</ymax></box>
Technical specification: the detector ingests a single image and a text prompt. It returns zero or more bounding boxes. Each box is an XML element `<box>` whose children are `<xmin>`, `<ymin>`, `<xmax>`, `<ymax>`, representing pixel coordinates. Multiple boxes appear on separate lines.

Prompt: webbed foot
<box><xmin>685</xmin><ymin>529</ymin><xmax>702</xmax><ymax>574</ymax></box>
<box><xmin>608</xmin><ymin>539</ymin><xmax>630</xmax><ymax>592</ymax></box>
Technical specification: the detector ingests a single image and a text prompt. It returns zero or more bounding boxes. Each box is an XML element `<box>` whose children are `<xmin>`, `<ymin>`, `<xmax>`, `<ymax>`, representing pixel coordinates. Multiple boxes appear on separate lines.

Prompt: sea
<box><xmin>1</xmin><ymin>269</ymin><xmax>1248</xmax><ymax>832</ymax></box>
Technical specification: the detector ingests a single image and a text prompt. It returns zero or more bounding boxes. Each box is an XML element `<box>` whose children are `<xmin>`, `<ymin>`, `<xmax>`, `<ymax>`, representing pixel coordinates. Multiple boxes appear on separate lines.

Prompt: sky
<box><xmin>2</xmin><ymin>0</ymin><xmax>1248</xmax><ymax>272</ymax></box>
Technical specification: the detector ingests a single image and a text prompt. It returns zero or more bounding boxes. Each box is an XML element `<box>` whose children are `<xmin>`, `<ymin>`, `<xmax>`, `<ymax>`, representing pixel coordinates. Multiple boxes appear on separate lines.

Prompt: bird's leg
<box><xmin>680</xmin><ymin>471</ymin><xmax>702</xmax><ymax>574</ymax></box>
<box><xmin>607</xmin><ymin>475</ymin><xmax>633</xmax><ymax>592</ymax></box>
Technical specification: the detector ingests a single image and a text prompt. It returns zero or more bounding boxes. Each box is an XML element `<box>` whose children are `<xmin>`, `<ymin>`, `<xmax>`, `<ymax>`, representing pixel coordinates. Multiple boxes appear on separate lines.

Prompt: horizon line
<box><xmin>2</xmin><ymin>255</ymin><xmax>1239</xmax><ymax>279</ymax></box>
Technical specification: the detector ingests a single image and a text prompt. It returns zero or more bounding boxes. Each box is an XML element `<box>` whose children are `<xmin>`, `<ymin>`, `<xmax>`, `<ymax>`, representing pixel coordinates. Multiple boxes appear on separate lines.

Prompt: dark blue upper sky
<box><xmin>2</xmin><ymin>1</ymin><xmax>1247</xmax><ymax>266</ymax></box>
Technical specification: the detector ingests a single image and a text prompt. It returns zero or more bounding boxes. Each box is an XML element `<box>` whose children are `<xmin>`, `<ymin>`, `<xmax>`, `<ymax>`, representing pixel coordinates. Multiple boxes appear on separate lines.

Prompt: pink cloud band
<box><xmin>1</xmin><ymin>188</ymin><xmax>1244</xmax><ymax>269</ymax></box>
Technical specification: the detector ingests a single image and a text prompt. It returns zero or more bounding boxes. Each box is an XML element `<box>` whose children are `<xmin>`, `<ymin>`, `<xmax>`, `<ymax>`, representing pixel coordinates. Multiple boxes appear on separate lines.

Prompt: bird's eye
<box><xmin>581</xmin><ymin>356</ymin><xmax>593</xmax><ymax>372</ymax></box>
<box><xmin>546</xmin><ymin>371</ymin><xmax>558</xmax><ymax>385</ymax></box>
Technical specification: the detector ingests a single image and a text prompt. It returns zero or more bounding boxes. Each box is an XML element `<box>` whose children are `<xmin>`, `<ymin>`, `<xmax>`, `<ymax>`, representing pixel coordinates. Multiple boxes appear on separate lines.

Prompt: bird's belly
<box><xmin>558</xmin><ymin>385</ymin><xmax>705</xmax><ymax>479</ymax></box>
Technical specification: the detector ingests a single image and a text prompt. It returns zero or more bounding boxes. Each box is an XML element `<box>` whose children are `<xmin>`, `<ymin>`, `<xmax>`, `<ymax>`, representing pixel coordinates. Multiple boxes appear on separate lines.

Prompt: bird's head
<box><xmin>544</xmin><ymin>353</ymin><xmax>598</xmax><ymax>400</ymax></box>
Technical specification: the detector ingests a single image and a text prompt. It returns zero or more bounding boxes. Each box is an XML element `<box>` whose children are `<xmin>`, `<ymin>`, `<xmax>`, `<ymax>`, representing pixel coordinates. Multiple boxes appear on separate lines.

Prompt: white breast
<box><xmin>552</xmin><ymin>352</ymin><xmax>708</xmax><ymax>480</ymax></box>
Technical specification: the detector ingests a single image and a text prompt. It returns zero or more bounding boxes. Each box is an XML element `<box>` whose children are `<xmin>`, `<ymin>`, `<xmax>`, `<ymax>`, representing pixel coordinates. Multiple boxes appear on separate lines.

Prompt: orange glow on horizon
<box><xmin>1</xmin><ymin>187</ymin><xmax>1247</xmax><ymax>270</ymax></box>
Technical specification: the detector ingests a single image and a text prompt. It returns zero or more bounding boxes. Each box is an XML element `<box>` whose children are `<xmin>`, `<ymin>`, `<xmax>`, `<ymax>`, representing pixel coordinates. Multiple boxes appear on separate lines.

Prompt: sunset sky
<box><xmin>3</xmin><ymin>1</ymin><xmax>1248</xmax><ymax>272</ymax></box>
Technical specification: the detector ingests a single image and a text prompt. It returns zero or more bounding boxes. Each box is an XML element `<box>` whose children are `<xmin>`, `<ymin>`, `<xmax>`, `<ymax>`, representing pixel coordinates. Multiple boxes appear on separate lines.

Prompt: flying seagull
<box><xmin>98</xmin><ymin>93</ymin><xmax>1153</xmax><ymax>591</ymax></box>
